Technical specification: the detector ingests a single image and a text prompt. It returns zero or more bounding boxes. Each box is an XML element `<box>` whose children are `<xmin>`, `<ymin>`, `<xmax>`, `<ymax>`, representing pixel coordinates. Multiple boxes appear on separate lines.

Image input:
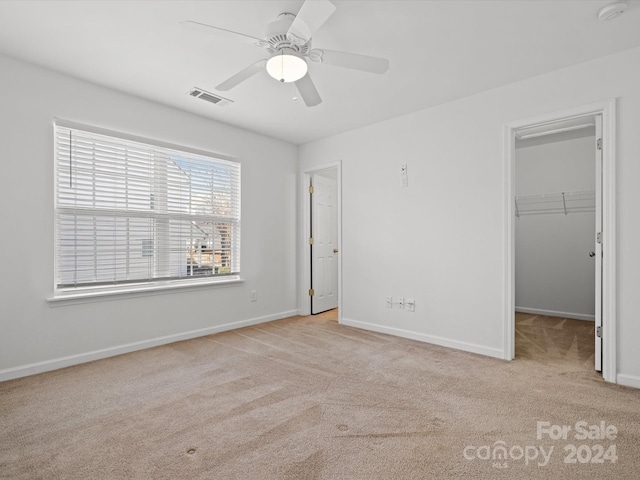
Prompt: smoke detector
<box><xmin>598</xmin><ymin>2</ymin><xmax>628</xmax><ymax>22</ymax></box>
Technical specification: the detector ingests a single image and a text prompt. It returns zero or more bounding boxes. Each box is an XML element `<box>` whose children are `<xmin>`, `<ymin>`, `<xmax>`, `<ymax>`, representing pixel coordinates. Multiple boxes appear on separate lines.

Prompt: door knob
<box><xmin>333</xmin><ymin>249</ymin><xmax>339</xmax><ymax>253</ymax></box>
<box><xmin>589</xmin><ymin>251</ymin><xmax>596</xmax><ymax>257</ymax></box>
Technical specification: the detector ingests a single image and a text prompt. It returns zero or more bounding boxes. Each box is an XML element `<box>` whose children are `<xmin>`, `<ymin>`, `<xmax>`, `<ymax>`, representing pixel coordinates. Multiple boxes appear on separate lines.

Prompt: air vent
<box><xmin>188</xmin><ymin>88</ymin><xmax>233</xmax><ymax>107</ymax></box>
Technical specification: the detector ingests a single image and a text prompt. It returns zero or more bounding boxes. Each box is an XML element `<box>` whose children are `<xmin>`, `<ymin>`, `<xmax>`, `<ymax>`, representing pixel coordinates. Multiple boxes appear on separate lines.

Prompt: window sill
<box><xmin>47</xmin><ymin>276</ymin><xmax>244</xmax><ymax>307</ymax></box>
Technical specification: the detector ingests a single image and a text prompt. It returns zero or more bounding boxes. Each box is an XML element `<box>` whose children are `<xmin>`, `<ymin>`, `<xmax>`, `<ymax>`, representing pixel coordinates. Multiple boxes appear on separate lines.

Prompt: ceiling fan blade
<box><xmin>181</xmin><ymin>21</ymin><xmax>266</xmax><ymax>46</ymax></box>
<box><xmin>287</xmin><ymin>0</ymin><xmax>336</xmax><ymax>45</ymax></box>
<box><xmin>216</xmin><ymin>60</ymin><xmax>267</xmax><ymax>91</ymax></box>
<box><xmin>313</xmin><ymin>49</ymin><xmax>389</xmax><ymax>74</ymax></box>
<box><xmin>295</xmin><ymin>73</ymin><xmax>322</xmax><ymax>107</ymax></box>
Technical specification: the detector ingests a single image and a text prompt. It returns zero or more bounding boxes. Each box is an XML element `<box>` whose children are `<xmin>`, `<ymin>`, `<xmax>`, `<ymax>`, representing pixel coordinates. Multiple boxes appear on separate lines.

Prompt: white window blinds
<box><xmin>55</xmin><ymin>123</ymin><xmax>240</xmax><ymax>289</ymax></box>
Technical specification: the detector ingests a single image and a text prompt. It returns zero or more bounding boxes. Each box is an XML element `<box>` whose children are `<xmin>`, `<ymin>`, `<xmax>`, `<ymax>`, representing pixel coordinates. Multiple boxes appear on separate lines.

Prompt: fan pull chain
<box><xmin>280</xmin><ymin>50</ymin><xmax>285</xmax><ymax>82</ymax></box>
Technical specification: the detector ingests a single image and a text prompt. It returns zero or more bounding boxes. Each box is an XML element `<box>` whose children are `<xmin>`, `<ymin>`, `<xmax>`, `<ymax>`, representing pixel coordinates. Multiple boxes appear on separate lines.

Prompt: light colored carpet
<box><xmin>515</xmin><ymin>312</ymin><xmax>596</xmax><ymax>366</ymax></box>
<box><xmin>1</xmin><ymin>314</ymin><xmax>639</xmax><ymax>479</ymax></box>
<box><xmin>313</xmin><ymin>308</ymin><xmax>338</xmax><ymax>322</ymax></box>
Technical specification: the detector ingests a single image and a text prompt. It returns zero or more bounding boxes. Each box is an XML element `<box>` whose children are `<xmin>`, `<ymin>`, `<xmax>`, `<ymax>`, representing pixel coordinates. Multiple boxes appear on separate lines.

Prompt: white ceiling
<box><xmin>0</xmin><ymin>0</ymin><xmax>639</xmax><ymax>145</ymax></box>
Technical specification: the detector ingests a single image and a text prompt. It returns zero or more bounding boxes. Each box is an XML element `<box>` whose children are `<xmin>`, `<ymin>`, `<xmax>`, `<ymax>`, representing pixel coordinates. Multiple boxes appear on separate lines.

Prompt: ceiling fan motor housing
<box><xmin>264</xmin><ymin>13</ymin><xmax>310</xmax><ymax>55</ymax></box>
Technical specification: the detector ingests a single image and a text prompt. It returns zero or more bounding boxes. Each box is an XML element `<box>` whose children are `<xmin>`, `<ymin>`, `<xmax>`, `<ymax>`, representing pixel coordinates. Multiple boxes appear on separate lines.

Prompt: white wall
<box><xmin>0</xmin><ymin>53</ymin><xmax>298</xmax><ymax>380</ymax></box>
<box><xmin>299</xmin><ymin>46</ymin><xmax>640</xmax><ymax>386</ymax></box>
<box><xmin>515</xmin><ymin>135</ymin><xmax>595</xmax><ymax>320</ymax></box>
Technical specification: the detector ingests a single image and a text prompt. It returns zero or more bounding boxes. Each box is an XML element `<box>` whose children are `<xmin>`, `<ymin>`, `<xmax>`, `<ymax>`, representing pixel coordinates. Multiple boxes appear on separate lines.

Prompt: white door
<box><xmin>311</xmin><ymin>173</ymin><xmax>338</xmax><ymax>314</ymax></box>
<box><xmin>594</xmin><ymin>115</ymin><xmax>603</xmax><ymax>372</ymax></box>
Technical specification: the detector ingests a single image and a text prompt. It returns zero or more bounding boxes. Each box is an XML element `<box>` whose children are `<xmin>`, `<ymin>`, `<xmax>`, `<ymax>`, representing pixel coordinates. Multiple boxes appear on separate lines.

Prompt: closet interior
<box><xmin>514</xmin><ymin>116</ymin><xmax>598</xmax><ymax>367</ymax></box>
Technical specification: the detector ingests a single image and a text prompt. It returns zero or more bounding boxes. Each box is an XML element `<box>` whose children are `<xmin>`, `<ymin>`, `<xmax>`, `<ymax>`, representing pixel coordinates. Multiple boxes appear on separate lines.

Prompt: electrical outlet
<box><xmin>398</xmin><ymin>297</ymin><xmax>405</xmax><ymax>309</ymax></box>
<box><xmin>385</xmin><ymin>296</ymin><xmax>393</xmax><ymax>308</ymax></box>
<box><xmin>250</xmin><ymin>290</ymin><xmax>257</xmax><ymax>302</ymax></box>
<box><xmin>406</xmin><ymin>298</ymin><xmax>415</xmax><ymax>312</ymax></box>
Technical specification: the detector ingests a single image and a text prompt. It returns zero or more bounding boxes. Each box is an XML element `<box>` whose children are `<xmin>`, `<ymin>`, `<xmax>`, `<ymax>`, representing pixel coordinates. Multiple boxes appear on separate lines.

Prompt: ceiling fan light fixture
<box><xmin>266</xmin><ymin>50</ymin><xmax>307</xmax><ymax>83</ymax></box>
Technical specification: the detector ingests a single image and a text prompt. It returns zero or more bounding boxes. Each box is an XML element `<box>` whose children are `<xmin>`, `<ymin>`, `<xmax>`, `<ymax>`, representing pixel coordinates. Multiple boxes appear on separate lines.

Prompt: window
<box><xmin>54</xmin><ymin>122</ymin><xmax>240</xmax><ymax>294</ymax></box>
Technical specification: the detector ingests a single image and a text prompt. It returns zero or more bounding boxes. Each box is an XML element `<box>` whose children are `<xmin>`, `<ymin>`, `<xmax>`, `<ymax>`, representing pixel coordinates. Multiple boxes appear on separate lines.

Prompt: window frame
<box><xmin>50</xmin><ymin>119</ymin><xmax>242</xmax><ymax>303</ymax></box>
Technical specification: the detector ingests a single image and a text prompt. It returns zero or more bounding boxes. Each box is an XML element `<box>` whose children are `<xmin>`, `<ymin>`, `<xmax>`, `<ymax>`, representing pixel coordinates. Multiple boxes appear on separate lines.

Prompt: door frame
<box><xmin>299</xmin><ymin>161</ymin><xmax>342</xmax><ymax>320</ymax></box>
<box><xmin>503</xmin><ymin>99</ymin><xmax>617</xmax><ymax>382</ymax></box>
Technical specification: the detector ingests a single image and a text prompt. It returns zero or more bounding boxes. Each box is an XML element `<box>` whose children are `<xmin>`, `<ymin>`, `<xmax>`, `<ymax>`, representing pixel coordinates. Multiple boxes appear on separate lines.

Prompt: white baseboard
<box><xmin>0</xmin><ymin>310</ymin><xmax>298</xmax><ymax>382</ymax></box>
<box><xmin>616</xmin><ymin>374</ymin><xmax>640</xmax><ymax>390</ymax></box>
<box><xmin>515</xmin><ymin>307</ymin><xmax>595</xmax><ymax>321</ymax></box>
<box><xmin>341</xmin><ymin>318</ymin><xmax>504</xmax><ymax>359</ymax></box>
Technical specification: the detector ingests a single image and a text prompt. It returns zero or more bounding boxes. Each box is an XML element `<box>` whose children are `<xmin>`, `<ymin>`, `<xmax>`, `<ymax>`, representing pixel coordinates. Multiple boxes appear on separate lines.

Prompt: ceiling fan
<box><xmin>181</xmin><ymin>0</ymin><xmax>389</xmax><ymax>107</ymax></box>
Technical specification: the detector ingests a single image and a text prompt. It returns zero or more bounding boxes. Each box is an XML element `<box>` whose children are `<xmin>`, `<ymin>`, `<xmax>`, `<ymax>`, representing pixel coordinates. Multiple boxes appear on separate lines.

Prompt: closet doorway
<box><xmin>309</xmin><ymin>168</ymin><xmax>338</xmax><ymax>314</ymax></box>
<box><xmin>504</xmin><ymin>100</ymin><xmax>616</xmax><ymax>383</ymax></box>
<box><xmin>300</xmin><ymin>162</ymin><xmax>342</xmax><ymax>320</ymax></box>
<box><xmin>514</xmin><ymin>115</ymin><xmax>598</xmax><ymax>370</ymax></box>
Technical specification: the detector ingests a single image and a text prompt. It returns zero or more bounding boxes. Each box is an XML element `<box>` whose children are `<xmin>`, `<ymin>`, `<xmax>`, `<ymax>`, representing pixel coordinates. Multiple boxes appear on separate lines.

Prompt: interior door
<box><xmin>595</xmin><ymin>114</ymin><xmax>603</xmax><ymax>372</ymax></box>
<box><xmin>311</xmin><ymin>173</ymin><xmax>338</xmax><ymax>314</ymax></box>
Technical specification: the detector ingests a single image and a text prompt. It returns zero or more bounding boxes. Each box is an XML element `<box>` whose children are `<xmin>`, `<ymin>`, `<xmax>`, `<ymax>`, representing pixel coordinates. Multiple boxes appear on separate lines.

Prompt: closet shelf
<box><xmin>515</xmin><ymin>189</ymin><xmax>595</xmax><ymax>217</ymax></box>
